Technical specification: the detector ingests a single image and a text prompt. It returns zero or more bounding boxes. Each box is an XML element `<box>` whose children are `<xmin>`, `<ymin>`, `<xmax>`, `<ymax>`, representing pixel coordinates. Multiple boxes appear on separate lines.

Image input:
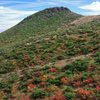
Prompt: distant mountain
<box><xmin>0</xmin><ymin>7</ymin><xmax>82</xmax><ymax>51</ymax></box>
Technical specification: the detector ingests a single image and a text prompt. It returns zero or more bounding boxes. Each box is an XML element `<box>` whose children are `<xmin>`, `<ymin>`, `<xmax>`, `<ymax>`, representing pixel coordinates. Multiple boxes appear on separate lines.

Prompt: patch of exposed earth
<box><xmin>71</xmin><ymin>15</ymin><xmax>100</xmax><ymax>25</ymax></box>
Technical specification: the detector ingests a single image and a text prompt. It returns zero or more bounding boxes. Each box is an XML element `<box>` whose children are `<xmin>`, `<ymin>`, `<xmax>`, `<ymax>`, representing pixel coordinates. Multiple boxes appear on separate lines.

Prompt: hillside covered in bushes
<box><xmin>0</xmin><ymin>7</ymin><xmax>100</xmax><ymax>100</ymax></box>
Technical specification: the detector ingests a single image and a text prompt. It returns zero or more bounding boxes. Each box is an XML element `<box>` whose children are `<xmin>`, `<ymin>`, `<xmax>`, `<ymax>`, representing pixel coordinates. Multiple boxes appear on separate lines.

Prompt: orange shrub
<box><xmin>77</xmin><ymin>89</ymin><xmax>90</xmax><ymax>99</ymax></box>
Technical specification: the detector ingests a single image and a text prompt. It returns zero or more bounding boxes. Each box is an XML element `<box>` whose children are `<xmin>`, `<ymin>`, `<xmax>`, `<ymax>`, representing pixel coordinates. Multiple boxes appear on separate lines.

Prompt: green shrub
<box><xmin>64</xmin><ymin>86</ymin><xmax>73</xmax><ymax>92</ymax></box>
<box><xmin>64</xmin><ymin>59</ymin><xmax>89</xmax><ymax>71</ymax></box>
<box><xmin>96</xmin><ymin>52</ymin><xmax>100</xmax><ymax>56</ymax></box>
<box><xmin>62</xmin><ymin>93</ymin><xmax>75</xmax><ymax>99</ymax></box>
<box><xmin>54</xmin><ymin>79</ymin><xmax>62</xmax><ymax>86</ymax></box>
<box><xmin>96</xmin><ymin>58</ymin><xmax>100</xmax><ymax>63</ymax></box>
<box><xmin>65</xmin><ymin>70</ymin><xmax>72</xmax><ymax>74</ymax></box>
<box><xmin>32</xmin><ymin>89</ymin><xmax>46</xmax><ymax>98</ymax></box>
<box><xmin>64</xmin><ymin>63</ymin><xmax>73</xmax><ymax>70</ymax></box>
<box><xmin>44</xmin><ymin>66</ymin><xmax>51</xmax><ymax>70</ymax></box>
<box><xmin>81</xmin><ymin>75</ymin><xmax>86</xmax><ymax>80</ymax></box>
<box><xmin>34</xmin><ymin>78</ymin><xmax>41</xmax><ymax>83</ymax></box>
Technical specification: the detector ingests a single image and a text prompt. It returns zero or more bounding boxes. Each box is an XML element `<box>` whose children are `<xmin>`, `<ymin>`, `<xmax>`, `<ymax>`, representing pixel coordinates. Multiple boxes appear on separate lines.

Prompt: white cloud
<box><xmin>10</xmin><ymin>1</ymin><xmax>57</xmax><ymax>9</ymax></box>
<box><xmin>9</xmin><ymin>0</ymin><xmax>83</xmax><ymax>10</ymax></box>
<box><xmin>0</xmin><ymin>6</ymin><xmax>37</xmax><ymax>33</ymax></box>
<box><xmin>0</xmin><ymin>1</ymin><xmax>29</xmax><ymax>5</ymax></box>
<box><xmin>0</xmin><ymin>20</ymin><xmax>20</xmax><ymax>32</ymax></box>
<box><xmin>0</xmin><ymin>6</ymin><xmax>37</xmax><ymax>18</ymax></box>
<box><xmin>82</xmin><ymin>11</ymin><xmax>100</xmax><ymax>15</ymax></box>
<box><xmin>79</xmin><ymin>1</ymin><xmax>100</xmax><ymax>11</ymax></box>
<box><xmin>51</xmin><ymin>0</ymin><xmax>83</xmax><ymax>5</ymax></box>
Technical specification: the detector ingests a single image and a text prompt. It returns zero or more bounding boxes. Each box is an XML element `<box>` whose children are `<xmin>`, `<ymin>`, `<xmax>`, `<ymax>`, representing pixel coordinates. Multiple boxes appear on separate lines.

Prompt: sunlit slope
<box><xmin>0</xmin><ymin>18</ymin><xmax>100</xmax><ymax>74</ymax></box>
<box><xmin>0</xmin><ymin>7</ymin><xmax>82</xmax><ymax>51</ymax></box>
<box><xmin>0</xmin><ymin>18</ymin><xmax>100</xmax><ymax>100</ymax></box>
<box><xmin>0</xmin><ymin>7</ymin><xmax>100</xmax><ymax>100</ymax></box>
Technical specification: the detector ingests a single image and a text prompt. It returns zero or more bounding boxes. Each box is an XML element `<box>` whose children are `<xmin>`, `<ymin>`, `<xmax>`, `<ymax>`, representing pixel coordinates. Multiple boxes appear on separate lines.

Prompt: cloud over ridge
<box><xmin>79</xmin><ymin>1</ymin><xmax>100</xmax><ymax>11</ymax></box>
<box><xmin>0</xmin><ymin>6</ymin><xmax>37</xmax><ymax>33</ymax></box>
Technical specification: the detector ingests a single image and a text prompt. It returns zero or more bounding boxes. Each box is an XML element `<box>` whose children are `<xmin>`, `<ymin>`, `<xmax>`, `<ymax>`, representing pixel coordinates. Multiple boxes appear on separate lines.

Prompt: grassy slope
<box><xmin>0</xmin><ymin>7</ymin><xmax>100</xmax><ymax>100</ymax></box>
<box><xmin>0</xmin><ymin>7</ymin><xmax>82</xmax><ymax>51</ymax></box>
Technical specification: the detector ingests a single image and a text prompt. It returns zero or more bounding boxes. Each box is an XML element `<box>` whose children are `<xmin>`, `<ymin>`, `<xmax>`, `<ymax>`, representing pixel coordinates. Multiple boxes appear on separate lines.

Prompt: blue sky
<box><xmin>0</xmin><ymin>0</ymin><xmax>100</xmax><ymax>33</ymax></box>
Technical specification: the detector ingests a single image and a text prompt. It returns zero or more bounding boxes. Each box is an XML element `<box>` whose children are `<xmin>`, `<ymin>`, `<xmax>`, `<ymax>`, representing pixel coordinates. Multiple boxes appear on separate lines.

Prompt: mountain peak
<box><xmin>18</xmin><ymin>7</ymin><xmax>72</xmax><ymax>25</ymax></box>
<box><xmin>44</xmin><ymin>7</ymin><xmax>71</xmax><ymax>12</ymax></box>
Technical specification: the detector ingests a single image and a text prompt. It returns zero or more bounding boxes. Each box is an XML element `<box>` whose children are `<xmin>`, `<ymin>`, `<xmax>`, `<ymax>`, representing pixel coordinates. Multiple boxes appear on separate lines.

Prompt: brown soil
<box><xmin>71</xmin><ymin>15</ymin><xmax>100</xmax><ymax>25</ymax></box>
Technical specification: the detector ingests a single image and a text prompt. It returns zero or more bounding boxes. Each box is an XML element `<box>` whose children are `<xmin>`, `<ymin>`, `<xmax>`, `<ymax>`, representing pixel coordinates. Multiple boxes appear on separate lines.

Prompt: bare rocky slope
<box><xmin>71</xmin><ymin>15</ymin><xmax>100</xmax><ymax>25</ymax></box>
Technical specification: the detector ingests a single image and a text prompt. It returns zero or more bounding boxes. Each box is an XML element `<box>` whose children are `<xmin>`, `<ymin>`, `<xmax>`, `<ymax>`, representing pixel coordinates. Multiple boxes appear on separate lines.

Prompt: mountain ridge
<box><xmin>19</xmin><ymin>7</ymin><xmax>71</xmax><ymax>25</ymax></box>
<box><xmin>0</xmin><ymin>7</ymin><xmax>82</xmax><ymax>51</ymax></box>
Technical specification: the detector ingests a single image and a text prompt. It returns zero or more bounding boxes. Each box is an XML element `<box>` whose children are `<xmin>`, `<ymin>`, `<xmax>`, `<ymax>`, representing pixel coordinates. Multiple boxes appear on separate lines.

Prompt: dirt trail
<box><xmin>26</xmin><ymin>33</ymin><xmax>78</xmax><ymax>46</ymax></box>
<box><xmin>25</xmin><ymin>35</ymin><xmax>56</xmax><ymax>45</ymax></box>
<box><xmin>0</xmin><ymin>53</ymin><xmax>92</xmax><ymax>80</ymax></box>
<box><xmin>54</xmin><ymin>54</ymin><xmax>90</xmax><ymax>67</ymax></box>
<box><xmin>71</xmin><ymin>15</ymin><xmax>100</xmax><ymax>25</ymax></box>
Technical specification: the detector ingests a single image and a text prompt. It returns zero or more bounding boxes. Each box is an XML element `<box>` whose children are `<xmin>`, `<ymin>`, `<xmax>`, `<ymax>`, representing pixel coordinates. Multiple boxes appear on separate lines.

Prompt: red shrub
<box><xmin>49</xmin><ymin>68</ymin><xmax>56</xmax><ymax>72</ymax></box>
<box><xmin>29</xmin><ymin>84</ymin><xmax>34</xmax><ymax>88</ymax></box>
